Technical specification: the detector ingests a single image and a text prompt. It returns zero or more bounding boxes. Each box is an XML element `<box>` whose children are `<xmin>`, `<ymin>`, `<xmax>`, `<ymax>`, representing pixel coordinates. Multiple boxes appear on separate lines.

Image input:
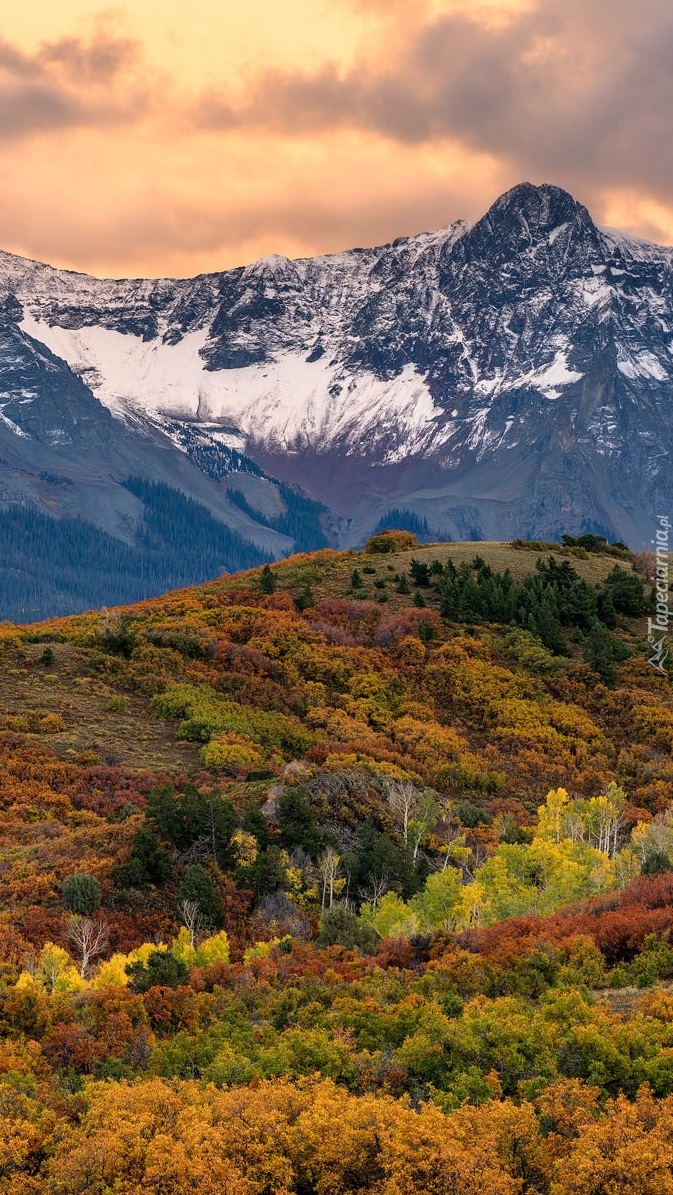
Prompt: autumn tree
<box><xmin>317</xmin><ymin>846</ymin><xmax>343</xmax><ymax>910</ymax></box>
<box><xmin>386</xmin><ymin>780</ymin><xmax>440</xmax><ymax>862</ymax></box>
<box><xmin>177</xmin><ymin>898</ymin><xmax>207</xmax><ymax>950</ymax></box>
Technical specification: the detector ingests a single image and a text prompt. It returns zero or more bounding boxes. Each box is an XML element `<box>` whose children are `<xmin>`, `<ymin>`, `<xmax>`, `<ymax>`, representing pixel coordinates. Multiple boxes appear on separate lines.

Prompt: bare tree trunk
<box><xmin>178</xmin><ymin>899</ymin><xmax>205</xmax><ymax>949</ymax></box>
<box><xmin>318</xmin><ymin>847</ymin><xmax>341</xmax><ymax>911</ymax></box>
<box><xmin>358</xmin><ymin>871</ymin><xmax>389</xmax><ymax>911</ymax></box>
<box><xmin>66</xmin><ymin>916</ymin><xmax>108</xmax><ymax>978</ymax></box>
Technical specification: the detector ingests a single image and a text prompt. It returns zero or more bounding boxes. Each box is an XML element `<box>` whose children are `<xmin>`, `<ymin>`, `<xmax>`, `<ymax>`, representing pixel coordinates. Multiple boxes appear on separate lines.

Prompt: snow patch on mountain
<box><xmin>516</xmin><ymin>351</ymin><xmax>584</xmax><ymax>400</ymax></box>
<box><xmin>471</xmin><ymin>350</ymin><xmax>582</xmax><ymax>403</ymax></box>
<box><xmin>21</xmin><ymin>315</ymin><xmax>212</xmax><ymax>419</ymax></box>
<box><xmin>618</xmin><ymin>350</ymin><xmax>669</xmax><ymax>382</ymax></box>
<box><xmin>20</xmin><ymin>314</ymin><xmax>447</xmax><ymax>460</ymax></box>
<box><xmin>0</xmin><ymin>406</ymin><xmax>30</xmax><ymax>438</ymax></box>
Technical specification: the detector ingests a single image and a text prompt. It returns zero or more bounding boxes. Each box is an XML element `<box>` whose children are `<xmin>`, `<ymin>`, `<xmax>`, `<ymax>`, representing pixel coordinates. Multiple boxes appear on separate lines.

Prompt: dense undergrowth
<box><xmin>1</xmin><ymin>533</ymin><xmax>672</xmax><ymax>1192</ymax></box>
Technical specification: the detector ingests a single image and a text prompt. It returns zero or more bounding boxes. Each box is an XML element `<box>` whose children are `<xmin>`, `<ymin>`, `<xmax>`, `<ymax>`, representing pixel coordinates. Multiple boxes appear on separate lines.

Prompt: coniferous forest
<box><xmin>0</xmin><ymin>480</ymin><xmax>271</xmax><ymax>623</ymax></box>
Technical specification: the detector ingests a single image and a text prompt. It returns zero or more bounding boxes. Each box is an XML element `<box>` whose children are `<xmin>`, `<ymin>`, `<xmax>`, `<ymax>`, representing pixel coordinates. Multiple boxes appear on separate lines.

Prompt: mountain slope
<box><xmin>2</xmin><ymin>542</ymin><xmax>673</xmax><ymax>1194</ymax></box>
<box><xmin>0</xmin><ymin>181</ymin><xmax>672</xmax><ymax>615</ymax></box>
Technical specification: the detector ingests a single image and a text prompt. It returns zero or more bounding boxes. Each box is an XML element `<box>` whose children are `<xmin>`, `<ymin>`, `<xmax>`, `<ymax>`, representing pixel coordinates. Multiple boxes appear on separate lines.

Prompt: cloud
<box><xmin>2</xmin><ymin>0</ymin><xmax>672</xmax><ymax>275</ymax></box>
<box><xmin>193</xmin><ymin>0</ymin><xmax>673</xmax><ymax>206</ymax></box>
<box><xmin>0</xmin><ymin>123</ymin><xmax>503</xmax><ymax>277</ymax></box>
<box><xmin>0</xmin><ymin>30</ymin><xmax>147</xmax><ymax>140</ymax></box>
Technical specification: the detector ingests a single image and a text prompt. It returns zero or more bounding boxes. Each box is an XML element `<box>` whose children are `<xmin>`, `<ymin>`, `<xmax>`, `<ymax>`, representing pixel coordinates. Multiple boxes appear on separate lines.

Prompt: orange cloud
<box><xmin>0</xmin><ymin>0</ymin><xmax>669</xmax><ymax>278</ymax></box>
<box><xmin>0</xmin><ymin>29</ymin><xmax>149</xmax><ymax>140</ymax></box>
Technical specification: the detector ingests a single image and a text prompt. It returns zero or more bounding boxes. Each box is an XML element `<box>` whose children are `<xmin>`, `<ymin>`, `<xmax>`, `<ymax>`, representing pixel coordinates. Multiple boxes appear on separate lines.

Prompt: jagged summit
<box><xmin>487</xmin><ymin>182</ymin><xmax>592</xmax><ymax>230</ymax></box>
<box><xmin>455</xmin><ymin>183</ymin><xmax>600</xmax><ymax>271</ymax></box>
<box><xmin>0</xmin><ymin>182</ymin><xmax>672</xmax><ymax>567</ymax></box>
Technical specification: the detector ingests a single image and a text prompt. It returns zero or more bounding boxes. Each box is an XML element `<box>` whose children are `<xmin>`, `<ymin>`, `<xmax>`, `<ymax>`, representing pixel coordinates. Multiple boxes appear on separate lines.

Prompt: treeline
<box><xmin>228</xmin><ymin>482</ymin><xmax>329</xmax><ymax>551</ymax></box>
<box><xmin>513</xmin><ymin>532</ymin><xmax>632</xmax><ymax>559</ymax></box>
<box><xmin>162</xmin><ymin>418</ymin><xmax>264</xmax><ymax>480</ymax></box>
<box><xmin>421</xmin><ymin>555</ymin><xmax>647</xmax><ymax>672</ymax></box>
<box><xmin>373</xmin><ymin>508</ymin><xmax>433</xmax><ymax>541</ymax></box>
<box><xmin>164</xmin><ymin>419</ymin><xmax>329</xmax><ymax>551</ymax></box>
<box><xmin>125</xmin><ymin>476</ymin><xmax>270</xmax><ymax>576</ymax></box>
<box><xmin>0</xmin><ymin>480</ymin><xmax>269</xmax><ymax>622</ymax></box>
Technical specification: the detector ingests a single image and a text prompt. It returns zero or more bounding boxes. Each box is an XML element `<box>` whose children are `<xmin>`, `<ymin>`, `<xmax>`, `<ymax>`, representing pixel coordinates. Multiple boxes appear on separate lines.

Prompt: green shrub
<box><xmin>455</xmin><ymin>800</ymin><xmax>493</xmax><ymax>828</ymax></box>
<box><xmin>62</xmin><ymin>873</ymin><xmax>101</xmax><ymax>915</ymax></box>
<box><xmin>126</xmin><ymin>950</ymin><xmax>189</xmax><ymax>993</ymax></box>
<box><xmin>318</xmin><ymin>905</ymin><xmax>379</xmax><ymax>954</ymax></box>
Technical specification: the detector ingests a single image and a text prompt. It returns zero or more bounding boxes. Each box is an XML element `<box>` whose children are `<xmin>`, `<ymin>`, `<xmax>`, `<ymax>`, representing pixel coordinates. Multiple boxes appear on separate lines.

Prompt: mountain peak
<box><xmin>452</xmin><ymin>181</ymin><xmax>597</xmax><ymax>266</ymax></box>
<box><xmin>488</xmin><ymin>182</ymin><xmax>592</xmax><ymax>233</ymax></box>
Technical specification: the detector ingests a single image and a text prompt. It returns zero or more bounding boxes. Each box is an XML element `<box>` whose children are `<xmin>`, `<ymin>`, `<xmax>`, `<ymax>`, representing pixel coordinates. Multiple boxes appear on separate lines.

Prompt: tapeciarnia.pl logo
<box><xmin>648</xmin><ymin>515</ymin><xmax>670</xmax><ymax>674</ymax></box>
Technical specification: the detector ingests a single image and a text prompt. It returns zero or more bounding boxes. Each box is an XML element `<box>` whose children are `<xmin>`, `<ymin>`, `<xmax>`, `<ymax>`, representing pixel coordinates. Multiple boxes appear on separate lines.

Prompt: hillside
<box><xmin>1</xmin><ymin>534</ymin><xmax>673</xmax><ymax>1193</ymax></box>
<box><xmin>0</xmin><ymin>536</ymin><xmax>648</xmax><ymax>772</ymax></box>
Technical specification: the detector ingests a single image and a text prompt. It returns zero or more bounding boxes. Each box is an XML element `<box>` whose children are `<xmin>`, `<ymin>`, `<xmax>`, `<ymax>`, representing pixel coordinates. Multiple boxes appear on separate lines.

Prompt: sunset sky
<box><xmin>3</xmin><ymin>0</ymin><xmax>673</xmax><ymax>277</ymax></box>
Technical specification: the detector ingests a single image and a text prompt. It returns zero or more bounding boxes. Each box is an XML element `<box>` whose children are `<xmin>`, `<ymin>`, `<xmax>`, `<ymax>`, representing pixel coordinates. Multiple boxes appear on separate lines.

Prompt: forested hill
<box><xmin>1</xmin><ymin>532</ymin><xmax>673</xmax><ymax>1193</ymax></box>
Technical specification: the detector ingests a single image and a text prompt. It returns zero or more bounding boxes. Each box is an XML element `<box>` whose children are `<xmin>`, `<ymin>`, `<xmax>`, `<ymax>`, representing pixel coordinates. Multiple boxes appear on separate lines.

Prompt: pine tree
<box><xmin>536</xmin><ymin>600</ymin><xmax>567</xmax><ymax>655</ymax></box>
<box><xmin>583</xmin><ymin>625</ymin><xmax>630</xmax><ymax>684</ymax></box>
<box><xmin>260</xmin><ymin>564</ymin><xmax>277</xmax><ymax>594</ymax></box>
<box><xmin>178</xmin><ymin>865</ymin><xmax>223</xmax><ymax>929</ymax></box>
<box><xmin>410</xmin><ymin>559</ymin><xmax>431</xmax><ymax>587</ymax></box>
<box><xmin>62</xmin><ymin>874</ymin><xmax>101</xmax><ymax>915</ymax></box>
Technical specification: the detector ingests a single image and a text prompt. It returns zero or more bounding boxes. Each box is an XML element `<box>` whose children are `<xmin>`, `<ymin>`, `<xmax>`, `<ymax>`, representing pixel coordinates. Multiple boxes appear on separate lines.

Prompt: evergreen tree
<box><xmin>126</xmin><ymin>950</ymin><xmax>189</xmax><ymax>993</ymax></box>
<box><xmin>62</xmin><ymin>873</ymin><xmax>101</xmax><ymax>915</ymax></box>
<box><xmin>178</xmin><ymin>865</ymin><xmax>224</xmax><ymax>929</ymax></box>
<box><xmin>597</xmin><ymin>587</ymin><xmax>618</xmax><ymax>629</ymax></box>
<box><xmin>147</xmin><ymin>783</ymin><xmax>236</xmax><ymax>861</ymax></box>
<box><xmin>295</xmin><ymin>584</ymin><xmax>315</xmax><ymax>611</ymax></box>
<box><xmin>604</xmin><ymin>565</ymin><xmax>646</xmax><ymax>616</ymax></box>
<box><xmin>409</xmin><ymin>559</ymin><xmax>431</xmax><ymax>587</ymax></box>
<box><xmin>116</xmin><ymin>827</ymin><xmax>171</xmax><ymax>885</ymax></box>
<box><xmin>242</xmin><ymin>800</ymin><xmax>270</xmax><ymax>849</ymax></box>
<box><xmin>536</xmin><ymin>600</ymin><xmax>568</xmax><ymax>655</ymax></box>
<box><xmin>583</xmin><ymin>626</ymin><xmax>631</xmax><ymax>684</ymax></box>
<box><xmin>277</xmin><ymin>787</ymin><xmax>323</xmax><ymax>857</ymax></box>
<box><xmin>260</xmin><ymin>564</ymin><xmax>277</xmax><ymax>594</ymax></box>
<box><xmin>147</xmin><ymin>783</ymin><xmax>184</xmax><ymax>846</ymax></box>
<box><xmin>243</xmin><ymin>845</ymin><xmax>288</xmax><ymax>898</ymax></box>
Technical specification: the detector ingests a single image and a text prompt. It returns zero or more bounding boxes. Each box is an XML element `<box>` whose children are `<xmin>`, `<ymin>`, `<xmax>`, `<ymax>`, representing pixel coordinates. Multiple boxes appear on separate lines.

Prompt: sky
<box><xmin>2</xmin><ymin>0</ymin><xmax>672</xmax><ymax>277</ymax></box>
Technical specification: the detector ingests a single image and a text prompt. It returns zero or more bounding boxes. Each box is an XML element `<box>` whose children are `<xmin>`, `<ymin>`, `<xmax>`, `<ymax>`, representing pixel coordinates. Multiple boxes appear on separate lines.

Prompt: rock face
<box><xmin>1</xmin><ymin>181</ymin><xmax>673</xmax><ymax>550</ymax></box>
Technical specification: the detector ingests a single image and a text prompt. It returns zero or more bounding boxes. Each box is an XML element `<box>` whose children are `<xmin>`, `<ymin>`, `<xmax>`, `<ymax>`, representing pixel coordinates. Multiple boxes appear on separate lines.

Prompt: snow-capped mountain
<box><xmin>2</xmin><ymin>181</ymin><xmax>673</xmax><ymax>564</ymax></box>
